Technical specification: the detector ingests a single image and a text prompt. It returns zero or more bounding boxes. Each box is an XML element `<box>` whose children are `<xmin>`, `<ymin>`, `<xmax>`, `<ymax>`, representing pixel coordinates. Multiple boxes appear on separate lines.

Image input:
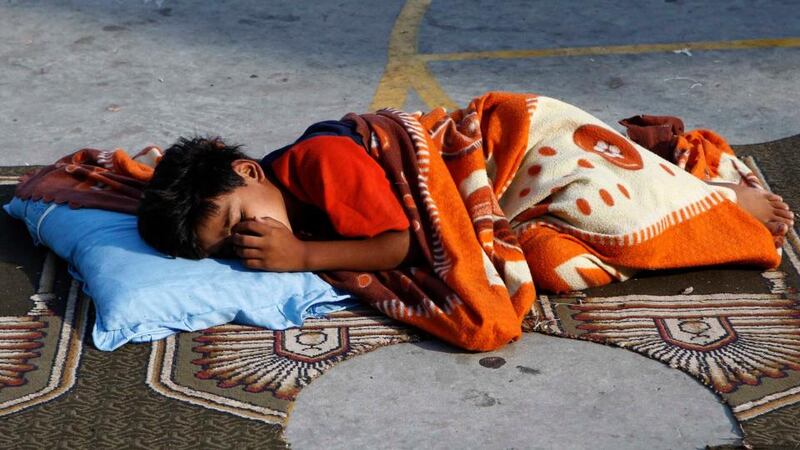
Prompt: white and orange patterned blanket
<box><xmin>488</xmin><ymin>94</ymin><xmax>780</xmax><ymax>292</ymax></box>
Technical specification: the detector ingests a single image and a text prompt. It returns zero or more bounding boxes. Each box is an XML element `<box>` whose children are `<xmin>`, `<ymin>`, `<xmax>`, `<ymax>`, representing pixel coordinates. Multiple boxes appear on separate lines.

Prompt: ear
<box><xmin>231</xmin><ymin>159</ymin><xmax>265</xmax><ymax>182</ymax></box>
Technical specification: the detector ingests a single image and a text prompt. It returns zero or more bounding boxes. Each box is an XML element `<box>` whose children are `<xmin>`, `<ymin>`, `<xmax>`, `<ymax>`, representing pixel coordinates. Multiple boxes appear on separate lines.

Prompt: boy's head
<box><xmin>137</xmin><ymin>136</ymin><xmax>278</xmax><ymax>259</ymax></box>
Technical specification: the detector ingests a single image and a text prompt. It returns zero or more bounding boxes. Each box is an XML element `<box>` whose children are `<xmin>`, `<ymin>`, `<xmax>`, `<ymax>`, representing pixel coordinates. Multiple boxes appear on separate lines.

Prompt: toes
<box><xmin>765</xmin><ymin>221</ymin><xmax>788</xmax><ymax>237</ymax></box>
<box><xmin>770</xmin><ymin>200</ymin><xmax>790</xmax><ymax>210</ymax></box>
<box><xmin>766</xmin><ymin>192</ymin><xmax>783</xmax><ymax>202</ymax></box>
<box><xmin>774</xmin><ymin>208</ymin><xmax>795</xmax><ymax>222</ymax></box>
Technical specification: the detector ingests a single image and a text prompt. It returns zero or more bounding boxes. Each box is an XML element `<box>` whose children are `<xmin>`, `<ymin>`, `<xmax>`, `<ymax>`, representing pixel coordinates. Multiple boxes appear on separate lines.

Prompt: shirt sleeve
<box><xmin>270</xmin><ymin>135</ymin><xmax>410</xmax><ymax>238</ymax></box>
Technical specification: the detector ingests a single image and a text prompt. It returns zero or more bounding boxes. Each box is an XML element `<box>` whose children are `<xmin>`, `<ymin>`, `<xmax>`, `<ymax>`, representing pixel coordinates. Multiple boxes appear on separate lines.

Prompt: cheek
<box><xmin>241</xmin><ymin>203</ymin><xmax>268</xmax><ymax>221</ymax></box>
<box><xmin>195</xmin><ymin>227</ymin><xmax>225</xmax><ymax>257</ymax></box>
<box><xmin>240</xmin><ymin>192</ymin><xmax>280</xmax><ymax>220</ymax></box>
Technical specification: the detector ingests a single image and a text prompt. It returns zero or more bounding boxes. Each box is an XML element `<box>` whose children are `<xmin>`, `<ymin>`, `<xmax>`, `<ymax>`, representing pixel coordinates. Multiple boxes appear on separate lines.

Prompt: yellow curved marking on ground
<box><xmin>370</xmin><ymin>0</ymin><xmax>458</xmax><ymax>112</ymax></box>
<box><xmin>370</xmin><ymin>0</ymin><xmax>800</xmax><ymax>111</ymax></box>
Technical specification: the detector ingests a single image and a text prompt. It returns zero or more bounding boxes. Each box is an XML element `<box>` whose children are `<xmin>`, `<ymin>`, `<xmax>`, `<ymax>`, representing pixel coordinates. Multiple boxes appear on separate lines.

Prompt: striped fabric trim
<box><xmin>381</xmin><ymin>108</ymin><xmax>454</xmax><ymax>278</ymax></box>
<box><xmin>370</xmin><ymin>293</ymin><xmax>464</xmax><ymax>320</ymax></box>
<box><xmin>525</xmin><ymin>95</ymin><xmax>538</xmax><ymax>117</ymax></box>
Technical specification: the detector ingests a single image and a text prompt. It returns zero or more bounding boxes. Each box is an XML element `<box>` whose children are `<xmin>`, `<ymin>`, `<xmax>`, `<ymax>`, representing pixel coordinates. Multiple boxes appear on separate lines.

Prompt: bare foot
<box><xmin>707</xmin><ymin>182</ymin><xmax>794</xmax><ymax>246</ymax></box>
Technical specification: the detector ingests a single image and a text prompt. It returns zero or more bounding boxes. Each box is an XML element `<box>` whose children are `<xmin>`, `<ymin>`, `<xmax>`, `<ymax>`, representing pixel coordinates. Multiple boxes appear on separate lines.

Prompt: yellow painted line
<box><xmin>419</xmin><ymin>37</ymin><xmax>800</xmax><ymax>62</ymax></box>
<box><xmin>370</xmin><ymin>0</ymin><xmax>430</xmax><ymax>110</ymax></box>
<box><xmin>386</xmin><ymin>0</ymin><xmax>429</xmax><ymax>57</ymax></box>
<box><xmin>408</xmin><ymin>60</ymin><xmax>458</xmax><ymax>111</ymax></box>
<box><xmin>372</xmin><ymin>0</ymin><xmax>800</xmax><ymax>112</ymax></box>
<box><xmin>371</xmin><ymin>0</ymin><xmax>458</xmax><ymax>112</ymax></box>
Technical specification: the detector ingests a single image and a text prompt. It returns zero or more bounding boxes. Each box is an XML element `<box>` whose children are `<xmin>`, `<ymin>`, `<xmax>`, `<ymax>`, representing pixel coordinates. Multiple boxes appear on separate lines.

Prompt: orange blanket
<box><xmin>320</xmin><ymin>106</ymin><xmax>541</xmax><ymax>351</ymax></box>
<box><xmin>325</xmin><ymin>92</ymin><xmax>778</xmax><ymax>350</ymax></box>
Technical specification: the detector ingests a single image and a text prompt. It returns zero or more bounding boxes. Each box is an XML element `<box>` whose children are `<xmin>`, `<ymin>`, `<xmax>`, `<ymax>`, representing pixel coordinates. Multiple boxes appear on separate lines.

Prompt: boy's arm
<box><xmin>231</xmin><ymin>217</ymin><xmax>411</xmax><ymax>272</ymax></box>
<box><xmin>303</xmin><ymin>230</ymin><xmax>411</xmax><ymax>271</ymax></box>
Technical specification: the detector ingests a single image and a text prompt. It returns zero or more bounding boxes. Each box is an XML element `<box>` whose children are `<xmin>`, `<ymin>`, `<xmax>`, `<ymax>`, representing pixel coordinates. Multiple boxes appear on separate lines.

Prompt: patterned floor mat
<box><xmin>0</xmin><ymin>136</ymin><xmax>798</xmax><ymax>448</ymax></box>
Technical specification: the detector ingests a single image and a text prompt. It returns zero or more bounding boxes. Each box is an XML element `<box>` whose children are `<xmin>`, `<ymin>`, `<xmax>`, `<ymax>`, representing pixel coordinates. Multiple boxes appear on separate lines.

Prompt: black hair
<box><xmin>137</xmin><ymin>135</ymin><xmax>254</xmax><ymax>259</ymax></box>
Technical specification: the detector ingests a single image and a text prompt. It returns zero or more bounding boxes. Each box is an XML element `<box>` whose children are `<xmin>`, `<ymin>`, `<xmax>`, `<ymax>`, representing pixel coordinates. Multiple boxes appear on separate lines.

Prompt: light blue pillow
<box><xmin>3</xmin><ymin>197</ymin><xmax>355</xmax><ymax>351</ymax></box>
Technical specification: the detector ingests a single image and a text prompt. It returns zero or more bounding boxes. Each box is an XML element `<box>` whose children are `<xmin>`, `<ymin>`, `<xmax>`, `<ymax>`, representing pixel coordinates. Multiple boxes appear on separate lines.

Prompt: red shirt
<box><xmin>269</xmin><ymin>135</ymin><xmax>410</xmax><ymax>238</ymax></box>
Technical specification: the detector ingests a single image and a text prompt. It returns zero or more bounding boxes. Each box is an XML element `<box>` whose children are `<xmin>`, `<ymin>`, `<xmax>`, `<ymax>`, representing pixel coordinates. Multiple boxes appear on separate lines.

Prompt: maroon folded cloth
<box><xmin>618</xmin><ymin>114</ymin><xmax>685</xmax><ymax>161</ymax></box>
<box><xmin>13</xmin><ymin>147</ymin><xmax>161</xmax><ymax>215</ymax></box>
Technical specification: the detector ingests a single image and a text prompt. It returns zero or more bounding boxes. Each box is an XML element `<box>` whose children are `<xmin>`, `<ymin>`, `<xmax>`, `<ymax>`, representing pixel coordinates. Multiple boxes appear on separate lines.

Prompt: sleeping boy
<box><xmin>137</xmin><ymin>121</ymin><xmax>417</xmax><ymax>272</ymax></box>
<box><xmin>137</xmin><ymin>116</ymin><xmax>794</xmax><ymax>289</ymax></box>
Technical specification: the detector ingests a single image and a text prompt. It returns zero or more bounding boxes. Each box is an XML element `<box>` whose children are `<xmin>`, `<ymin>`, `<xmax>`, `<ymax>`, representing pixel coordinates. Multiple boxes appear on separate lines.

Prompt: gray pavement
<box><xmin>286</xmin><ymin>334</ymin><xmax>740</xmax><ymax>450</ymax></box>
<box><xmin>2</xmin><ymin>0</ymin><xmax>799</xmax><ymax>448</ymax></box>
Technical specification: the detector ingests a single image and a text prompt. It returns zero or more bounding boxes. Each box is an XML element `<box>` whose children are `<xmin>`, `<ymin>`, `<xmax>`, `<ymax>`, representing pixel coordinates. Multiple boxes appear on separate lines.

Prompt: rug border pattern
<box><xmin>0</xmin><ymin>253</ymin><xmax>88</xmax><ymax>417</ymax></box>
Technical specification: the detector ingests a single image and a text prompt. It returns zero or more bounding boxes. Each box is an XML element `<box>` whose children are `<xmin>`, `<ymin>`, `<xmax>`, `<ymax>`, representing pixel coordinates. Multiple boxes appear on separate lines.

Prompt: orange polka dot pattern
<box><xmin>576</xmin><ymin>198</ymin><xmax>592</xmax><ymax>215</ymax></box>
<box><xmin>599</xmin><ymin>189</ymin><xmax>614</xmax><ymax>206</ymax></box>
<box><xmin>538</xmin><ymin>147</ymin><xmax>557</xmax><ymax>156</ymax></box>
<box><xmin>501</xmin><ymin>94</ymin><xmax>776</xmax><ymax>297</ymax></box>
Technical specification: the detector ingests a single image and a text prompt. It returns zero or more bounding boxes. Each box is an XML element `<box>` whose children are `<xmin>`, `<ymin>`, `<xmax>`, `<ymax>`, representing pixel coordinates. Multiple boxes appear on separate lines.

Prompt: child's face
<box><xmin>194</xmin><ymin>160</ymin><xmax>288</xmax><ymax>258</ymax></box>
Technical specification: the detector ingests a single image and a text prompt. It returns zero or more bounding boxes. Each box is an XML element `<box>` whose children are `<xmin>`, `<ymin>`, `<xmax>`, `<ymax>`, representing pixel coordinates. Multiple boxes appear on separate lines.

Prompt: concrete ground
<box><xmin>2</xmin><ymin>0</ymin><xmax>798</xmax><ymax>448</ymax></box>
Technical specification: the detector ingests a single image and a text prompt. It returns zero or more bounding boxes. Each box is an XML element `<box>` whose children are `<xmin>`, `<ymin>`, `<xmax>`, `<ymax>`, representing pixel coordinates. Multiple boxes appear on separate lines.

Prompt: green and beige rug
<box><xmin>1</xmin><ymin>135</ymin><xmax>798</xmax><ymax>449</ymax></box>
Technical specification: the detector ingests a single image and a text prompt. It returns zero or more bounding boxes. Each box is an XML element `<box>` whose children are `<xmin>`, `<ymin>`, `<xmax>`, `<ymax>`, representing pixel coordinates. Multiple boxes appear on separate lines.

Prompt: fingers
<box><xmin>230</xmin><ymin>233</ymin><xmax>262</xmax><ymax>248</ymax></box>
<box><xmin>232</xmin><ymin>219</ymin><xmax>269</xmax><ymax>236</ymax></box>
<box><xmin>242</xmin><ymin>258</ymin><xmax>262</xmax><ymax>270</ymax></box>
<box><xmin>235</xmin><ymin>247</ymin><xmax>262</xmax><ymax>259</ymax></box>
<box><xmin>233</xmin><ymin>216</ymin><xmax>288</xmax><ymax>235</ymax></box>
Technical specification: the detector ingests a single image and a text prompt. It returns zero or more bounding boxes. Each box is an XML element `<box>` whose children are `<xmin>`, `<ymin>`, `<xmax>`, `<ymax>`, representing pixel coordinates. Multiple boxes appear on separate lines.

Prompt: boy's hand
<box><xmin>231</xmin><ymin>217</ymin><xmax>308</xmax><ymax>272</ymax></box>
